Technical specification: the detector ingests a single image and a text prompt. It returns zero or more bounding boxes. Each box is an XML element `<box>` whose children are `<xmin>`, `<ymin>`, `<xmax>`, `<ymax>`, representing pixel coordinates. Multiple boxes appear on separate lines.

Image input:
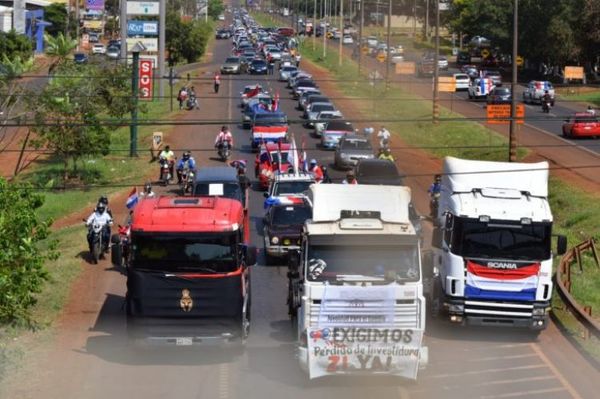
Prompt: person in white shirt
<box><xmin>85</xmin><ymin>203</ymin><xmax>113</xmax><ymax>253</ymax></box>
<box><xmin>140</xmin><ymin>182</ymin><xmax>156</xmax><ymax>199</ymax></box>
<box><xmin>377</xmin><ymin>125</ymin><xmax>391</xmax><ymax>149</ymax></box>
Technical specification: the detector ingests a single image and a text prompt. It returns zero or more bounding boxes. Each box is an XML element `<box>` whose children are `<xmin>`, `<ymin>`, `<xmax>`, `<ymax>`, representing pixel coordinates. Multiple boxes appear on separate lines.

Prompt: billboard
<box><xmin>126</xmin><ymin>1</ymin><xmax>160</xmax><ymax>15</ymax></box>
<box><xmin>126</xmin><ymin>37</ymin><xmax>158</xmax><ymax>52</ymax></box>
<box><xmin>85</xmin><ymin>0</ymin><xmax>105</xmax><ymax>11</ymax></box>
<box><xmin>127</xmin><ymin>20</ymin><xmax>158</xmax><ymax>36</ymax></box>
<box><xmin>139</xmin><ymin>59</ymin><xmax>154</xmax><ymax>101</ymax></box>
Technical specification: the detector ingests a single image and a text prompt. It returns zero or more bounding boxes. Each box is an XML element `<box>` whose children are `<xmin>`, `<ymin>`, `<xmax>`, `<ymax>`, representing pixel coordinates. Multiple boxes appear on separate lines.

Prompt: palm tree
<box><xmin>45</xmin><ymin>33</ymin><xmax>77</xmax><ymax>73</ymax></box>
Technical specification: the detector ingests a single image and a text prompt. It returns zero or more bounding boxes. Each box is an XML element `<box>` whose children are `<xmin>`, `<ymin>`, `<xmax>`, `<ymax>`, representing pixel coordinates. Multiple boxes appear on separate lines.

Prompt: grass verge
<box><xmin>556</xmin><ymin>88</ymin><xmax>600</xmax><ymax>106</ymax></box>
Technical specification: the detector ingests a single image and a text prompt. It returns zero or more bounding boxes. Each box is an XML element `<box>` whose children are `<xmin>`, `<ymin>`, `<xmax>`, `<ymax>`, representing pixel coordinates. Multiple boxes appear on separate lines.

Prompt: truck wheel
<box><xmin>110</xmin><ymin>234</ymin><xmax>123</xmax><ymax>267</ymax></box>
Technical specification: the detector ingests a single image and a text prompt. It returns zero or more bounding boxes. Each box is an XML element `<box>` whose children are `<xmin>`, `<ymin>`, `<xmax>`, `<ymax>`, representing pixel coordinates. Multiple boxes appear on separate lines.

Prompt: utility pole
<box><xmin>323</xmin><ymin>0</ymin><xmax>327</xmax><ymax>57</ymax></box>
<box><xmin>425</xmin><ymin>0</ymin><xmax>429</xmax><ymax>41</ymax></box>
<box><xmin>338</xmin><ymin>0</ymin><xmax>343</xmax><ymax>66</ymax></box>
<box><xmin>75</xmin><ymin>0</ymin><xmax>80</xmax><ymax>50</ymax></box>
<box><xmin>358</xmin><ymin>0</ymin><xmax>363</xmax><ymax>75</ymax></box>
<box><xmin>159</xmin><ymin>0</ymin><xmax>166</xmax><ymax>98</ymax></box>
<box><xmin>413</xmin><ymin>0</ymin><xmax>417</xmax><ymax>37</ymax></box>
<box><xmin>432</xmin><ymin>0</ymin><xmax>440</xmax><ymax>124</ymax></box>
<box><xmin>509</xmin><ymin>0</ymin><xmax>519</xmax><ymax>162</ymax></box>
<box><xmin>385</xmin><ymin>0</ymin><xmax>391</xmax><ymax>88</ymax></box>
<box><xmin>130</xmin><ymin>46</ymin><xmax>141</xmax><ymax>157</ymax></box>
<box><xmin>313</xmin><ymin>0</ymin><xmax>317</xmax><ymax>49</ymax></box>
<box><xmin>120</xmin><ymin>0</ymin><xmax>127</xmax><ymax>62</ymax></box>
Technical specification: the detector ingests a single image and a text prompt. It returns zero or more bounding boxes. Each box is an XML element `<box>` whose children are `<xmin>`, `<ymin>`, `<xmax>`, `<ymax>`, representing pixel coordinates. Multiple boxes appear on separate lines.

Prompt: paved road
<box><xmin>2</xmin><ymin>15</ymin><xmax>599</xmax><ymax>399</ymax></box>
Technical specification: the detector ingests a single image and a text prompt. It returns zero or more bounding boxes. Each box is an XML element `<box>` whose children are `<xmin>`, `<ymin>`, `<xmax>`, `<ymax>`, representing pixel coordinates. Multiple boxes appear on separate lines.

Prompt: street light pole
<box><xmin>425</xmin><ymin>0</ymin><xmax>429</xmax><ymax>40</ymax></box>
<box><xmin>385</xmin><ymin>0</ymin><xmax>391</xmax><ymax>88</ymax></box>
<box><xmin>313</xmin><ymin>0</ymin><xmax>317</xmax><ymax>49</ymax></box>
<box><xmin>338</xmin><ymin>0</ymin><xmax>343</xmax><ymax>66</ymax></box>
<box><xmin>131</xmin><ymin>50</ymin><xmax>140</xmax><ymax>157</ymax></box>
<box><xmin>432</xmin><ymin>0</ymin><xmax>440</xmax><ymax>124</ymax></box>
<box><xmin>509</xmin><ymin>0</ymin><xmax>519</xmax><ymax>162</ymax></box>
<box><xmin>358</xmin><ymin>0</ymin><xmax>363</xmax><ymax>75</ymax></box>
<box><xmin>323</xmin><ymin>0</ymin><xmax>328</xmax><ymax>57</ymax></box>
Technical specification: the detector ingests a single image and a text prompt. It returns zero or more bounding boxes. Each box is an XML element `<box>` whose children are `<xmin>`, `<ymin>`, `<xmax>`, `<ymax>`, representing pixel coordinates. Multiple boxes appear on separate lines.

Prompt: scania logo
<box><xmin>487</xmin><ymin>262</ymin><xmax>518</xmax><ymax>269</ymax></box>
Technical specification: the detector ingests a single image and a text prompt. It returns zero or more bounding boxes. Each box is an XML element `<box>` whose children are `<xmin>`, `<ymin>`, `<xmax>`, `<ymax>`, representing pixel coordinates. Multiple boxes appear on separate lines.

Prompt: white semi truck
<box><xmin>431</xmin><ymin>157</ymin><xmax>567</xmax><ymax>331</ymax></box>
<box><xmin>287</xmin><ymin>184</ymin><xmax>428</xmax><ymax>379</ymax></box>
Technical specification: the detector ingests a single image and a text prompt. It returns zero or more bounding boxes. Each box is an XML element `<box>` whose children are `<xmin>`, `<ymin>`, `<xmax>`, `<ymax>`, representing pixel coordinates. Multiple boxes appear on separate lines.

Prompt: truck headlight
<box><xmin>532</xmin><ymin>307</ymin><xmax>546</xmax><ymax>316</ymax></box>
<box><xmin>271</xmin><ymin>236</ymin><xmax>279</xmax><ymax>244</ymax></box>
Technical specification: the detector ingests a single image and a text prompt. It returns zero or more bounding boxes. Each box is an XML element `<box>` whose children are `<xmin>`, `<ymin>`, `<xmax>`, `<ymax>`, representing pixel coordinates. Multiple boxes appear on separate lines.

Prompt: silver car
<box><xmin>221</xmin><ymin>56</ymin><xmax>241</xmax><ymax>74</ymax></box>
<box><xmin>334</xmin><ymin>135</ymin><xmax>375</xmax><ymax>169</ymax></box>
<box><xmin>313</xmin><ymin>111</ymin><xmax>343</xmax><ymax>137</ymax></box>
<box><xmin>306</xmin><ymin>103</ymin><xmax>336</xmax><ymax>127</ymax></box>
<box><xmin>278</xmin><ymin>65</ymin><xmax>298</xmax><ymax>81</ymax></box>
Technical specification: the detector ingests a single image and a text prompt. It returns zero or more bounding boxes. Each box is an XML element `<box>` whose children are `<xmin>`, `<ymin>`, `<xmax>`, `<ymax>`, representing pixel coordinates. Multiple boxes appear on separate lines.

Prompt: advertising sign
<box><xmin>83</xmin><ymin>20</ymin><xmax>103</xmax><ymax>29</ymax></box>
<box><xmin>139</xmin><ymin>59</ymin><xmax>154</xmax><ymax>101</ymax></box>
<box><xmin>85</xmin><ymin>0</ymin><xmax>105</xmax><ymax>11</ymax></box>
<box><xmin>395</xmin><ymin>61</ymin><xmax>416</xmax><ymax>75</ymax></box>
<box><xmin>564</xmin><ymin>66</ymin><xmax>584</xmax><ymax>80</ymax></box>
<box><xmin>307</xmin><ymin>327</ymin><xmax>424</xmax><ymax>379</ymax></box>
<box><xmin>127</xmin><ymin>20</ymin><xmax>159</xmax><ymax>36</ymax></box>
<box><xmin>438</xmin><ymin>76</ymin><xmax>456</xmax><ymax>92</ymax></box>
<box><xmin>126</xmin><ymin>1</ymin><xmax>159</xmax><ymax>15</ymax></box>
<box><xmin>487</xmin><ymin>104</ymin><xmax>525</xmax><ymax>125</ymax></box>
<box><xmin>126</xmin><ymin>37</ymin><xmax>158</xmax><ymax>52</ymax></box>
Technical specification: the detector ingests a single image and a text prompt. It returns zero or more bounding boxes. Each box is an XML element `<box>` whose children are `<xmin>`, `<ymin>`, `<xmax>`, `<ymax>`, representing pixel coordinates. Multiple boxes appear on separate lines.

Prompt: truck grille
<box><xmin>309</xmin><ymin>300</ymin><xmax>421</xmax><ymax>329</ymax></box>
<box><xmin>464</xmin><ymin>300</ymin><xmax>533</xmax><ymax>318</ymax></box>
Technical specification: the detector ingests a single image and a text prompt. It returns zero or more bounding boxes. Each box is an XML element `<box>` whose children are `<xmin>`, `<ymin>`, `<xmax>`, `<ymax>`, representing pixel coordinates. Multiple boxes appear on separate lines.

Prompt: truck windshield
<box><xmin>306</xmin><ymin>244</ymin><xmax>419</xmax><ymax>282</ymax></box>
<box><xmin>254</xmin><ymin>114</ymin><xmax>287</xmax><ymax>126</ymax></box>
<box><xmin>274</xmin><ymin>180</ymin><xmax>312</xmax><ymax>195</ymax></box>
<box><xmin>451</xmin><ymin>218</ymin><xmax>551</xmax><ymax>260</ymax></box>
<box><xmin>131</xmin><ymin>233</ymin><xmax>239</xmax><ymax>273</ymax></box>
<box><xmin>272</xmin><ymin>205</ymin><xmax>312</xmax><ymax>226</ymax></box>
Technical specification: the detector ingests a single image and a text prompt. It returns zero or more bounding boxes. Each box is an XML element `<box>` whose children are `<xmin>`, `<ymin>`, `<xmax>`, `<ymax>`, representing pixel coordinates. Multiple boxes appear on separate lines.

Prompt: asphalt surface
<box><xmin>2</xmin><ymin>15</ymin><xmax>599</xmax><ymax>399</ymax></box>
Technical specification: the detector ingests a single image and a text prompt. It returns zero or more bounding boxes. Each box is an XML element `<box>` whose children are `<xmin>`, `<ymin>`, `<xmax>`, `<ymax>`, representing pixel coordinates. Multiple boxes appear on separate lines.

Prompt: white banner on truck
<box><xmin>307</xmin><ymin>327</ymin><xmax>424</xmax><ymax>379</ymax></box>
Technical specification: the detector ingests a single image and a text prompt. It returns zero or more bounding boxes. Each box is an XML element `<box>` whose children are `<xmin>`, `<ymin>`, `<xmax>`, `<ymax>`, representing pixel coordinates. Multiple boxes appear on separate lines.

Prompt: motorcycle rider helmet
<box><xmin>144</xmin><ymin>182</ymin><xmax>152</xmax><ymax>193</ymax></box>
<box><xmin>96</xmin><ymin>203</ymin><xmax>106</xmax><ymax>214</ymax></box>
<box><xmin>98</xmin><ymin>195</ymin><xmax>109</xmax><ymax>206</ymax></box>
<box><xmin>165</xmin><ymin>145</ymin><xmax>170</xmax><ymax>152</ymax></box>
<box><xmin>221</xmin><ymin>125</ymin><xmax>227</xmax><ymax>132</ymax></box>
<box><xmin>434</xmin><ymin>174</ymin><xmax>442</xmax><ymax>182</ymax></box>
<box><xmin>182</xmin><ymin>151</ymin><xmax>191</xmax><ymax>161</ymax></box>
<box><xmin>310</xmin><ymin>159</ymin><xmax>317</xmax><ymax>165</ymax></box>
<box><xmin>384</xmin><ymin>148</ymin><xmax>391</xmax><ymax>155</ymax></box>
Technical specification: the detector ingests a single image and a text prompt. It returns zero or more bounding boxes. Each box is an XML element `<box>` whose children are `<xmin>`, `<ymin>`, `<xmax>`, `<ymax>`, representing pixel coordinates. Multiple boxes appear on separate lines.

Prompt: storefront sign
<box><xmin>139</xmin><ymin>59</ymin><xmax>154</xmax><ymax>100</ymax></box>
<box><xmin>127</xmin><ymin>20</ymin><xmax>158</xmax><ymax>36</ymax></box>
<box><xmin>126</xmin><ymin>1</ymin><xmax>159</xmax><ymax>15</ymax></box>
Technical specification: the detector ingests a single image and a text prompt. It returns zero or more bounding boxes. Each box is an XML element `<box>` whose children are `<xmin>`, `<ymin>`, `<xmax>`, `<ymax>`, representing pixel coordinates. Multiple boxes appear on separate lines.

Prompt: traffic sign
<box><xmin>361</xmin><ymin>46</ymin><xmax>369</xmax><ymax>55</ymax></box>
<box><xmin>487</xmin><ymin>104</ymin><xmax>525</xmax><ymax>124</ymax></box>
<box><xmin>395</xmin><ymin>61</ymin><xmax>416</xmax><ymax>75</ymax></box>
<box><xmin>480</xmin><ymin>49</ymin><xmax>490</xmax><ymax>58</ymax></box>
<box><xmin>516</xmin><ymin>56</ymin><xmax>524</xmax><ymax>66</ymax></box>
<box><xmin>438</xmin><ymin>76</ymin><xmax>456</xmax><ymax>92</ymax></box>
<box><xmin>376</xmin><ymin>52</ymin><xmax>386</xmax><ymax>63</ymax></box>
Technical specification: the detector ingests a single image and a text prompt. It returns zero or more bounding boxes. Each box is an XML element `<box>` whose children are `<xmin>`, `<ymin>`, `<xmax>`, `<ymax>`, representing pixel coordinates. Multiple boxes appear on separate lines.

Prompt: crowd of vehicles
<box><xmin>85</xmin><ymin>7</ymin><xmax>582</xmax><ymax>384</ymax></box>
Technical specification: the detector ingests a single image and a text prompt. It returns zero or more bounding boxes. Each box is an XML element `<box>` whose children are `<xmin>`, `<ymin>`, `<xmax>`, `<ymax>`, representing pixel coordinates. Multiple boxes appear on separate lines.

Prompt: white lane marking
<box><xmin>480</xmin><ymin>387</ymin><xmax>567</xmax><ymax>399</ymax></box>
<box><xmin>410</xmin><ymin>375</ymin><xmax>556</xmax><ymax>394</ymax></box>
<box><xmin>530</xmin><ymin>343</ymin><xmax>583</xmax><ymax>399</ymax></box>
<box><xmin>427</xmin><ymin>364</ymin><xmax>546</xmax><ymax>379</ymax></box>
<box><xmin>219</xmin><ymin>363</ymin><xmax>230</xmax><ymax>399</ymax></box>
<box><xmin>466</xmin><ymin>353</ymin><xmax>538</xmax><ymax>362</ymax></box>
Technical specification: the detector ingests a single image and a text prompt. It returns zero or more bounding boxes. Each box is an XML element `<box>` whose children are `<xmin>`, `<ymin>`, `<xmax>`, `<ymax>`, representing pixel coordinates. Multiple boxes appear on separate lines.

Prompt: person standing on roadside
<box><xmin>214</xmin><ymin>72</ymin><xmax>221</xmax><ymax>93</ymax></box>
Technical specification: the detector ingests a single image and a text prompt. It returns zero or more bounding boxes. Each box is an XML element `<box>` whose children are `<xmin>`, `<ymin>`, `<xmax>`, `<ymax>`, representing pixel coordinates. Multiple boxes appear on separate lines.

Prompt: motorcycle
<box><xmin>217</xmin><ymin>140</ymin><xmax>232</xmax><ymax>162</ymax></box>
<box><xmin>159</xmin><ymin>158</ymin><xmax>173</xmax><ymax>186</ymax></box>
<box><xmin>542</xmin><ymin>99</ymin><xmax>552</xmax><ymax>113</ymax></box>
<box><xmin>180</xmin><ymin>167</ymin><xmax>195</xmax><ymax>194</ymax></box>
<box><xmin>186</xmin><ymin>94</ymin><xmax>198</xmax><ymax>110</ymax></box>
<box><xmin>111</xmin><ymin>224</ymin><xmax>130</xmax><ymax>269</ymax></box>
<box><xmin>87</xmin><ymin>221</ymin><xmax>107</xmax><ymax>264</ymax></box>
<box><xmin>430</xmin><ymin>192</ymin><xmax>441</xmax><ymax>219</ymax></box>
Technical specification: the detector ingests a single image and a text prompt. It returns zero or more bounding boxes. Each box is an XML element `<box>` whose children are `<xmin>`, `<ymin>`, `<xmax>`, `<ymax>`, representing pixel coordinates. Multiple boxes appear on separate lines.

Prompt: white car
<box><xmin>314</xmin><ymin>110</ymin><xmax>343</xmax><ymax>137</ymax></box>
<box><xmin>367</xmin><ymin>36</ymin><xmax>378</xmax><ymax>47</ymax></box>
<box><xmin>218</xmin><ymin>14</ymin><xmax>225</xmax><ymax>21</ymax></box>
<box><xmin>92</xmin><ymin>44</ymin><xmax>106</xmax><ymax>55</ymax></box>
<box><xmin>342</xmin><ymin>35</ymin><xmax>354</xmax><ymax>45</ymax></box>
<box><xmin>453</xmin><ymin>73</ymin><xmax>470</xmax><ymax>91</ymax></box>
<box><xmin>390</xmin><ymin>54</ymin><xmax>405</xmax><ymax>64</ymax></box>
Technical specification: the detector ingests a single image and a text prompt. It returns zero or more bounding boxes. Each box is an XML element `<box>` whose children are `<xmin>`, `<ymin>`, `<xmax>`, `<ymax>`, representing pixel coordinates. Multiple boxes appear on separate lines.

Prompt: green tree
<box><xmin>29</xmin><ymin>62</ymin><xmax>133</xmax><ymax>181</ymax></box>
<box><xmin>0</xmin><ymin>178</ymin><xmax>58</xmax><ymax>326</ymax></box>
<box><xmin>166</xmin><ymin>12</ymin><xmax>211</xmax><ymax>64</ymax></box>
<box><xmin>44</xmin><ymin>32</ymin><xmax>77</xmax><ymax>73</ymax></box>
<box><xmin>208</xmin><ymin>0</ymin><xmax>225</xmax><ymax>19</ymax></box>
<box><xmin>44</xmin><ymin>3</ymin><xmax>77</xmax><ymax>37</ymax></box>
<box><xmin>0</xmin><ymin>30</ymin><xmax>33</xmax><ymax>61</ymax></box>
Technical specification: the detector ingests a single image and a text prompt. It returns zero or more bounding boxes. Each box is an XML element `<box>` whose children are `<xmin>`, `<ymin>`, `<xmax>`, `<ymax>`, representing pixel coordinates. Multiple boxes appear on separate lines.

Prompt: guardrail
<box><xmin>555</xmin><ymin>238</ymin><xmax>600</xmax><ymax>340</ymax></box>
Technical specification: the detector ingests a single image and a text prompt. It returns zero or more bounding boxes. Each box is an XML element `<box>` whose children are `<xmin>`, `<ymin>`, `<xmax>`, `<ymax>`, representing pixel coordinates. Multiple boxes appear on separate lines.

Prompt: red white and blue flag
<box><xmin>126</xmin><ymin>187</ymin><xmax>138</xmax><ymax>209</ymax></box>
<box><xmin>465</xmin><ymin>261</ymin><xmax>540</xmax><ymax>301</ymax></box>
<box><xmin>288</xmin><ymin>135</ymin><xmax>299</xmax><ymax>174</ymax></box>
<box><xmin>272</xmin><ymin>91</ymin><xmax>280</xmax><ymax>111</ymax></box>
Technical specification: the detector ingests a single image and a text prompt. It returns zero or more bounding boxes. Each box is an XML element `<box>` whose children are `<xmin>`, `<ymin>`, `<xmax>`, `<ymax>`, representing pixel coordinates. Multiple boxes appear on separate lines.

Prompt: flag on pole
<box><xmin>126</xmin><ymin>187</ymin><xmax>138</xmax><ymax>209</ymax></box>
<box><xmin>273</xmin><ymin>90</ymin><xmax>280</xmax><ymax>111</ymax></box>
<box><xmin>289</xmin><ymin>135</ymin><xmax>299</xmax><ymax>175</ymax></box>
<box><xmin>246</xmin><ymin>84</ymin><xmax>261</xmax><ymax>99</ymax></box>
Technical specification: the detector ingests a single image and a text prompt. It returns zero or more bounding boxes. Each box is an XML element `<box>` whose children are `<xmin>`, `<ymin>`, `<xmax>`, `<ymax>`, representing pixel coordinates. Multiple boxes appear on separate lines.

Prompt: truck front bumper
<box><xmin>265</xmin><ymin>244</ymin><xmax>300</xmax><ymax>257</ymax></box>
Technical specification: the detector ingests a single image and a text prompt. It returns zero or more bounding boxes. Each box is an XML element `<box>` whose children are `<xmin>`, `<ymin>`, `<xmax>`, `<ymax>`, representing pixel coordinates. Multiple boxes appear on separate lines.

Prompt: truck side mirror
<box><xmin>556</xmin><ymin>235</ymin><xmax>567</xmax><ymax>256</ymax></box>
<box><xmin>245</xmin><ymin>245</ymin><xmax>257</xmax><ymax>266</ymax></box>
<box><xmin>431</xmin><ymin>228</ymin><xmax>443</xmax><ymax>249</ymax></box>
<box><xmin>288</xmin><ymin>249</ymin><xmax>300</xmax><ymax>271</ymax></box>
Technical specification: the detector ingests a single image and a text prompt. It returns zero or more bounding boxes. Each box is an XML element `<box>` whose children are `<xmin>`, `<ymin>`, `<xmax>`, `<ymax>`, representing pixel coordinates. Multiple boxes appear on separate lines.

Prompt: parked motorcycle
<box><xmin>159</xmin><ymin>157</ymin><xmax>173</xmax><ymax>186</ymax></box>
<box><xmin>218</xmin><ymin>140</ymin><xmax>232</xmax><ymax>162</ymax></box>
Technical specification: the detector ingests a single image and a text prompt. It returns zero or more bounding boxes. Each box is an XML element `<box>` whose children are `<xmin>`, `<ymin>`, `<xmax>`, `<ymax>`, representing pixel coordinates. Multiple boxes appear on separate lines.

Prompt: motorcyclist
<box><xmin>587</xmin><ymin>105</ymin><xmax>596</xmax><ymax>116</ymax></box>
<box><xmin>214</xmin><ymin>72</ymin><xmax>221</xmax><ymax>93</ymax></box>
<box><xmin>321</xmin><ymin>165</ymin><xmax>332</xmax><ymax>183</ymax></box>
<box><xmin>542</xmin><ymin>90</ymin><xmax>552</xmax><ymax>112</ymax></box>
<box><xmin>187</xmin><ymin>86</ymin><xmax>199</xmax><ymax>110</ymax></box>
<box><xmin>177</xmin><ymin>86</ymin><xmax>188</xmax><ymax>110</ymax></box>
<box><xmin>377</xmin><ymin>125</ymin><xmax>391</xmax><ymax>149</ymax></box>
<box><xmin>308</xmin><ymin>159</ymin><xmax>323</xmax><ymax>183</ymax></box>
<box><xmin>378</xmin><ymin>147</ymin><xmax>395</xmax><ymax>162</ymax></box>
<box><xmin>85</xmin><ymin>203</ymin><xmax>113</xmax><ymax>253</ymax></box>
<box><xmin>159</xmin><ymin>145</ymin><xmax>176</xmax><ymax>179</ymax></box>
<box><xmin>428</xmin><ymin>174</ymin><xmax>442</xmax><ymax>196</ymax></box>
<box><xmin>97</xmin><ymin>195</ymin><xmax>113</xmax><ymax>218</ymax></box>
<box><xmin>176</xmin><ymin>151</ymin><xmax>197</xmax><ymax>184</ymax></box>
<box><xmin>342</xmin><ymin>171</ymin><xmax>358</xmax><ymax>185</ymax></box>
<box><xmin>140</xmin><ymin>182</ymin><xmax>156</xmax><ymax>198</ymax></box>
<box><xmin>215</xmin><ymin>126</ymin><xmax>234</xmax><ymax>150</ymax></box>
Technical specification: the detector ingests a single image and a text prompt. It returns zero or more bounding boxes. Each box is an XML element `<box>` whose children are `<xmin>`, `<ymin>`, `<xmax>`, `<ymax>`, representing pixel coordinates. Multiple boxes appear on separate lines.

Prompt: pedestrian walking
<box><xmin>214</xmin><ymin>72</ymin><xmax>221</xmax><ymax>94</ymax></box>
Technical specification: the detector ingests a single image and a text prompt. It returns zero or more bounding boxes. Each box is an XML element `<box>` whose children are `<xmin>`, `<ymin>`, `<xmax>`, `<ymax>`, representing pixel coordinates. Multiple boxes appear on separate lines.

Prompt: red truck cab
<box><xmin>124</xmin><ymin>196</ymin><xmax>256</xmax><ymax>346</ymax></box>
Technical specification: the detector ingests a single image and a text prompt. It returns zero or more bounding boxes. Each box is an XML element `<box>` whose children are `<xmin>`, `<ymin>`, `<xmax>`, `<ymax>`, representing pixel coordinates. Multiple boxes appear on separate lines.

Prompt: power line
<box><xmin>3</xmin><ymin>164</ymin><xmax>600</xmax><ymax>192</ymax></box>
